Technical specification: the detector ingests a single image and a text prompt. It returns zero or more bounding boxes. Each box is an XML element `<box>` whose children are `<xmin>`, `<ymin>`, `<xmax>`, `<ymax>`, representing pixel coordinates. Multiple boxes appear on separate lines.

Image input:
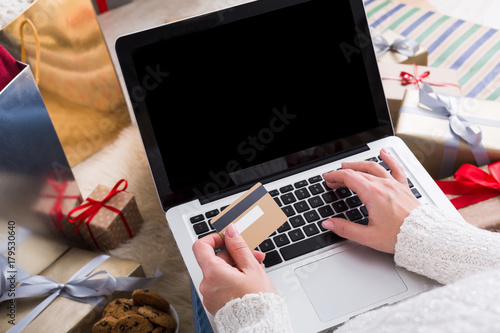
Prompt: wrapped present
<box><xmin>0</xmin><ymin>247</ymin><xmax>161</xmax><ymax>333</ymax></box>
<box><xmin>68</xmin><ymin>179</ymin><xmax>143</xmax><ymax>251</ymax></box>
<box><xmin>371</xmin><ymin>28</ymin><xmax>427</xmax><ymax>65</ymax></box>
<box><xmin>91</xmin><ymin>0</ymin><xmax>133</xmax><ymax>14</ymax></box>
<box><xmin>436</xmin><ymin>162</ymin><xmax>500</xmax><ymax>231</ymax></box>
<box><xmin>33</xmin><ymin>177</ymin><xmax>83</xmax><ymax>243</ymax></box>
<box><xmin>396</xmin><ymin>85</ymin><xmax>500</xmax><ymax>179</ymax></box>
<box><xmin>378</xmin><ymin>62</ymin><xmax>461</xmax><ymax>123</ymax></box>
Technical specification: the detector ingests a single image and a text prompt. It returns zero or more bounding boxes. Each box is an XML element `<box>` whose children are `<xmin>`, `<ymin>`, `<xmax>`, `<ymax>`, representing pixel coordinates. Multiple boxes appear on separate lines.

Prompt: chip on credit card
<box><xmin>210</xmin><ymin>182</ymin><xmax>287</xmax><ymax>250</ymax></box>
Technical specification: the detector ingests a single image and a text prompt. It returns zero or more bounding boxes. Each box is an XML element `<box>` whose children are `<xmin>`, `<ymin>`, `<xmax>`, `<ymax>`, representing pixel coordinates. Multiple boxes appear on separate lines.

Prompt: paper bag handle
<box><xmin>20</xmin><ymin>19</ymin><xmax>40</xmax><ymax>85</ymax></box>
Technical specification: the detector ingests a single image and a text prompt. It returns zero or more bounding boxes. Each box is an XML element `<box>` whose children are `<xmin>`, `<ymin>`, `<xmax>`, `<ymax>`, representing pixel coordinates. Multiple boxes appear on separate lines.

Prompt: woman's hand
<box><xmin>322</xmin><ymin>148</ymin><xmax>421</xmax><ymax>253</ymax></box>
<box><xmin>192</xmin><ymin>224</ymin><xmax>277</xmax><ymax>315</ymax></box>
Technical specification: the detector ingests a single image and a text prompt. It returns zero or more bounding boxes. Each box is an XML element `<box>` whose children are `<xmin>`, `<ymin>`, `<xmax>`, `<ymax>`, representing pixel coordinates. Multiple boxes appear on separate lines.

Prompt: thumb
<box><xmin>322</xmin><ymin>218</ymin><xmax>368</xmax><ymax>244</ymax></box>
<box><xmin>224</xmin><ymin>224</ymin><xmax>258</xmax><ymax>269</ymax></box>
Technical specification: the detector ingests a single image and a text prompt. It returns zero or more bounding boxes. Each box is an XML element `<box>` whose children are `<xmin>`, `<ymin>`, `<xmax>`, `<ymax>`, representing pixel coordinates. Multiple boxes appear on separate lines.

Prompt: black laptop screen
<box><xmin>121</xmin><ymin>0</ymin><xmax>391</xmax><ymax>208</ymax></box>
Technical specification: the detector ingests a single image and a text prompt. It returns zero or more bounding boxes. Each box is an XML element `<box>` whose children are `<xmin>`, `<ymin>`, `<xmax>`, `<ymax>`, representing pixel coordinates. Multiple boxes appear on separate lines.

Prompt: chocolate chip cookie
<box><xmin>92</xmin><ymin>316</ymin><xmax>118</xmax><ymax>333</ymax></box>
<box><xmin>111</xmin><ymin>314</ymin><xmax>154</xmax><ymax>333</ymax></box>
<box><xmin>132</xmin><ymin>289</ymin><xmax>171</xmax><ymax>313</ymax></box>
<box><xmin>137</xmin><ymin>305</ymin><xmax>177</xmax><ymax>329</ymax></box>
<box><xmin>102</xmin><ymin>298</ymin><xmax>140</xmax><ymax>319</ymax></box>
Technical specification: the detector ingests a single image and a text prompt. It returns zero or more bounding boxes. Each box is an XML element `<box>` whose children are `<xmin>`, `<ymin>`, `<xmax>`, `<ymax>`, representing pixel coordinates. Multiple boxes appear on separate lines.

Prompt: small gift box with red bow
<box><xmin>436</xmin><ymin>161</ymin><xmax>500</xmax><ymax>231</ymax></box>
<box><xmin>91</xmin><ymin>0</ymin><xmax>132</xmax><ymax>14</ymax></box>
<box><xmin>372</xmin><ymin>28</ymin><xmax>428</xmax><ymax>65</ymax></box>
<box><xmin>68</xmin><ymin>179</ymin><xmax>143</xmax><ymax>251</ymax></box>
<box><xmin>378</xmin><ymin>62</ymin><xmax>461</xmax><ymax>122</ymax></box>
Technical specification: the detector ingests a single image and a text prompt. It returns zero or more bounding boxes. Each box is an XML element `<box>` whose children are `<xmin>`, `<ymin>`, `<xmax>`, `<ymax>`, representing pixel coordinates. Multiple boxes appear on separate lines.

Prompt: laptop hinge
<box><xmin>199</xmin><ymin>144</ymin><xmax>370</xmax><ymax>205</ymax></box>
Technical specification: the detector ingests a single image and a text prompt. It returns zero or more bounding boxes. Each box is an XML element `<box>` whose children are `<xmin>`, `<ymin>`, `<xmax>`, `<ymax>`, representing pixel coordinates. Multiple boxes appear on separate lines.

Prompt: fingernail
<box><xmin>381</xmin><ymin>148</ymin><xmax>389</xmax><ymax>155</ymax></box>
<box><xmin>225</xmin><ymin>224</ymin><xmax>239</xmax><ymax>238</ymax></box>
<box><xmin>322</xmin><ymin>220</ymin><xmax>335</xmax><ymax>231</ymax></box>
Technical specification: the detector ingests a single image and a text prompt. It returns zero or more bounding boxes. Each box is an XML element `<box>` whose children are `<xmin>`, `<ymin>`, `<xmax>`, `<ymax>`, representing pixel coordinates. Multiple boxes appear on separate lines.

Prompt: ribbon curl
<box><xmin>370</xmin><ymin>27</ymin><xmax>420</xmax><ymax>58</ymax></box>
<box><xmin>68</xmin><ymin>179</ymin><xmax>133</xmax><ymax>249</ymax></box>
<box><xmin>435</xmin><ymin>161</ymin><xmax>500</xmax><ymax>209</ymax></box>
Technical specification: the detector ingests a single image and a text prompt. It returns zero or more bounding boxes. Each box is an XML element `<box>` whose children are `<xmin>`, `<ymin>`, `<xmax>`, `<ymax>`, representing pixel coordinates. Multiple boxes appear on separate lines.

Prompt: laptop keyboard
<box><xmin>190</xmin><ymin>156</ymin><xmax>422</xmax><ymax>268</ymax></box>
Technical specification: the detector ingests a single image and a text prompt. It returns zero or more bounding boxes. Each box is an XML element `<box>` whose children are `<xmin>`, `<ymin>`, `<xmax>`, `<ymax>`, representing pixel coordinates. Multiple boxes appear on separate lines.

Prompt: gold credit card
<box><xmin>210</xmin><ymin>182</ymin><xmax>287</xmax><ymax>250</ymax></box>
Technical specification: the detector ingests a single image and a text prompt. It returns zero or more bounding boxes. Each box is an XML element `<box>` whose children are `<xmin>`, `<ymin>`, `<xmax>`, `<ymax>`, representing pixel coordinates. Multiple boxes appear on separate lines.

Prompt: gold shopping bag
<box><xmin>0</xmin><ymin>0</ymin><xmax>130</xmax><ymax>166</ymax></box>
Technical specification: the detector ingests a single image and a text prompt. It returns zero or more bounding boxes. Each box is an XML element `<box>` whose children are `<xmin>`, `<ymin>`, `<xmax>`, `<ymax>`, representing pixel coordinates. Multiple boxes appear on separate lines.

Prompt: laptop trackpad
<box><xmin>295</xmin><ymin>245</ymin><xmax>407</xmax><ymax>322</ymax></box>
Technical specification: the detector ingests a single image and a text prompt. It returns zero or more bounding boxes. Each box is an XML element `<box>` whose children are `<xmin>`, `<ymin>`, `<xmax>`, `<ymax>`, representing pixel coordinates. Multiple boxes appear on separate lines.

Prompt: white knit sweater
<box><xmin>214</xmin><ymin>204</ymin><xmax>500</xmax><ymax>332</ymax></box>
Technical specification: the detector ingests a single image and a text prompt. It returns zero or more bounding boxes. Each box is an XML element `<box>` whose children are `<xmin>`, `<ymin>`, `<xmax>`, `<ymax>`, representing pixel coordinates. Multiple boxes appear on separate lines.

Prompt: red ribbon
<box><xmin>68</xmin><ymin>179</ymin><xmax>133</xmax><ymax>249</ymax></box>
<box><xmin>435</xmin><ymin>161</ymin><xmax>500</xmax><ymax>209</ymax></box>
<box><xmin>41</xmin><ymin>178</ymin><xmax>81</xmax><ymax>231</ymax></box>
<box><xmin>383</xmin><ymin>65</ymin><xmax>460</xmax><ymax>89</ymax></box>
<box><xmin>96</xmin><ymin>0</ymin><xmax>108</xmax><ymax>13</ymax></box>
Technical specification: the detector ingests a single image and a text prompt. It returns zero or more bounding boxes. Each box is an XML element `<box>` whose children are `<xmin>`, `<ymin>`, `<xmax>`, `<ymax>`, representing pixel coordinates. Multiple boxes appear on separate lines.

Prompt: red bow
<box><xmin>400</xmin><ymin>67</ymin><xmax>430</xmax><ymax>86</ymax></box>
<box><xmin>383</xmin><ymin>64</ymin><xmax>460</xmax><ymax>90</ymax></box>
<box><xmin>68</xmin><ymin>179</ymin><xmax>133</xmax><ymax>249</ymax></box>
<box><xmin>435</xmin><ymin>161</ymin><xmax>500</xmax><ymax>209</ymax></box>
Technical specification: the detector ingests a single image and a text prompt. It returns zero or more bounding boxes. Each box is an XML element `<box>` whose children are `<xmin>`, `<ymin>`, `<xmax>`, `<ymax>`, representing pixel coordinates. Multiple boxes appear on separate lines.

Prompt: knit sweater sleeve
<box><xmin>214</xmin><ymin>292</ymin><xmax>292</xmax><ymax>333</ymax></box>
<box><xmin>394</xmin><ymin>204</ymin><xmax>500</xmax><ymax>284</ymax></box>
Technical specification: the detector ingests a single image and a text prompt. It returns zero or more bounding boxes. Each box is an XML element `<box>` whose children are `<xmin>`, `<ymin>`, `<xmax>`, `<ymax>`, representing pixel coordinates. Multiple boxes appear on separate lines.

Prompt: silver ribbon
<box><xmin>0</xmin><ymin>254</ymin><xmax>162</xmax><ymax>333</ymax></box>
<box><xmin>400</xmin><ymin>83</ymin><xmax>493</xmax><ymax>178</ymax></box>
<box><xmin>370</xmin><ymin>27</ymin><xmax>420</xmax><ymax>58</ymax></box>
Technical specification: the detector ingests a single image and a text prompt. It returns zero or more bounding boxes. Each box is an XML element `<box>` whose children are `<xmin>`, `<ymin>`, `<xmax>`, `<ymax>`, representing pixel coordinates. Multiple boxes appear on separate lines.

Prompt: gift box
<box><xmin>32</xmin><ymin>178</ymin><xmax>83</xmax><ymax>243</ymax></box>
<box><xmin>0</xmin><ymin>227</ymin><xmax>69</xmax><ymax>277</ymax></box>
<box><xmin>396</xmin><ymin>87</ymin><xmax>500</xmax><ymax>179</ymax></box>
<box><xmin>378</xmin><ymin>62</ymin><xmax>461</xmax><ymax>123</ymax></box>
<box><xmin>0</xmin><ymin>247</ymin><xmax>153</xmax><ymax>333</ymax></box>
<box><xmin>373</xmin><ymin>29</ymin><xmax>428</xmax><ymax>65</ymax></box>
<box><xmin>68</xmin><ymin>179</ymin><xmax>143</xmax><ymax>251</ymax></box>
<box><xmin>436</xmin><ymin>162</ymin><xmax>500</xmax><ymax>232</ymax></box>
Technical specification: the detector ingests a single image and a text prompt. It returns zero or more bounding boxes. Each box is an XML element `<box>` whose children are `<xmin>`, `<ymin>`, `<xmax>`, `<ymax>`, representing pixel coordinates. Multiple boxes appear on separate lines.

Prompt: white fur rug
<box><xmin>72</xmin><ymin>124</ymin><xmax>194</xmax><ymax>333</ymax></box>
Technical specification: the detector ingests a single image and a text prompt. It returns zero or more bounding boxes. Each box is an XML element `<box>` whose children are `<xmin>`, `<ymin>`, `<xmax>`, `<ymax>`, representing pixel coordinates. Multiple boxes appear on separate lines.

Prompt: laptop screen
<box><xmin>116</xmin><ymin>0</ymin><xmax>392</xmax><ymax>210</ymax></box>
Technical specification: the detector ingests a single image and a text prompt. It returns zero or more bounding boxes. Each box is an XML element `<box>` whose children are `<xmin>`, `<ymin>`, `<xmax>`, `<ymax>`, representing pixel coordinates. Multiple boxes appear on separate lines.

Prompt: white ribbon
<box><xmin>0</xmin><ymin>254</ymin><xmax>162</xmax><ymax>333</ymax></box>
<box><xmin>400</xmin><ymin>84</ymin><xmax>493</xmax><ymax>178</ymax></box>
<box><xmin>370</xmin><ymin>27</ymin><xmax>420</xmax><ymax>58</ymax></box>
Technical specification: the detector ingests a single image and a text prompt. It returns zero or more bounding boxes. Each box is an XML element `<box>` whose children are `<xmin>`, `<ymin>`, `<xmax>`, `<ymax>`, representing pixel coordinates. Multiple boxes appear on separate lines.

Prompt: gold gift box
<box><xmin>378</xmin><ymin>62</ymin><xmax>461</xmax><ymax>123</ymax></box>
<box><xmin>439</xmin><ymin>164</ymin><xmax>500</xmax><ymax>232</ymax></box>
<box><xmin>396</xmin><ymin>89</ymin><xmax>500</xmax><ymax>179</ymax></box>
<box><xmin>69</xmin><ymin>183</ymin><xmax>143</xmax><ymax>251</ymax></box>
<box><xmin>0</xmin><ymin>247</ymin><xmax>144</xmax><ymax>332</ymax></box>
<box><xmin>376</xmin><ymin>30</ymin><xmax>428</xmax><ymax>65</ymax></box>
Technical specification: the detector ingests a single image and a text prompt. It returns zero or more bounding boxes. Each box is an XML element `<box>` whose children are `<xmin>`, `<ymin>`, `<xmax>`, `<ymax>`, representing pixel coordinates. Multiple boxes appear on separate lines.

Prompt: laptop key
<box><xmin>309</xmin><ymin>183</ymin><xmax>324</xmax><ymax>195</ymax></box>
<box><xmin>190</xmin><ymin>214</ymin><xmax>204</xmax><ymax>224</ymax></box>
<box><xmin>294</xmin><ymin>201</ymin><xmax>310</xmax><ymax>213</ymax></box>
<box><xmin>193</xmin><ymin>221</ymin><xmax>209</xmax><ymax>235</ymax></box>
<box><xmin>346</xmin><ymin>195</ymin><xmax>362</xmax><ymax>208</ymax></box>
<box><xmin>273</xmin><ymin>234</ymin><xmax>291</xmax><ymax>247</ymax></box>
<box><xmin>308</xmin><ymin>175</ymin><xmax>323</xmax><ymax>183</ymax></box>
<box><xmin>263</xmin><ymin>250</ymin><xmax>283</xmax><ymax>268</ymax></box>
<box><xmin>331</xmin><ymin>200</ymin><xmax>348</xmax><ymax>213</ymax></box>
<box><xmin>289</xmin><ymin>215</ymin><xmax>306</xmax><ymax>228</ymax></box>
<box><xmin>304</xmin><ymin>210</ymin><xmax>320</xmax><ymax>222</ymax></box>
<box><xmin>288</xmin><ymin>229</ymin><xmax>305</xmax><ymax>242</ymax></box>
<box><xmin>280</xmin><ymin>185</ymin><xmax>294</xmax><ymax>193</ymax></box>
<box><xmin>360</xmin><ymin>205</ymin><xmax>369</xmax><ymax>216</ymax></box>
<box><xmin>412</xmin><ymin>188</ymin><xmax>422</xmax><ymax>198</ymax></box>
<box><xmin>280</xmin><ymin>232</ymin><xmax>345</xmax><ymax>261</ymax></box>
<box><xmin>205</xmin><ymin>209</ymin><xmax>219</xmax><ymax>219</ymax></box>
<box><xmin>277</xmin><ymin>221</ymin><xmax>291</xmax><ymax>233</ymax></box>
<box><xmin>336</xmin><ymin>187</ymin><xmax>352</xmax><ymax>198</ymax></box>
<box><xmin>259</xmin><ymin>239</ymin><xmax>276</xmax><ymax>252</ymax></box>
<box><xmin>318</xmin><ymin>205</ymin><xmax>334</xmax><ymax>218</ymax></box>
<box><xmin>303</xmin><ymin>224</ymin><xmax>320</xmax><ymax>236</ymax></box>
<box><xmin>308</xmin><ymin>196</ymin><xmax>324</xmax><ymax>208</ymax></box>
<box><xmin>281</xmin><ymin>193</ymin><xmax>297</xmax><ymax>205</ymax></box>
<box><xmin>282</xmin><ymin>205</ymin><xmax>296</xmax><ymax>217</ymax></box>
<box><xmin>295</xmin><ymin>188</ymin><xmax>311</xmax><ymax>200</ymax></box>
<box><xmin>269</xmin><ymin>189</ymin><xmax>279</xmax><ymax>197</ymax></box>
<box><xmin>294</xmin><ymin>180</ymin><xmax>308</xmax><ymax>188</ymax></box>
<box><xmin>274</xmin><ymin>197</ymin><xmax>282</xmax><ymax>207</ymax></box>
<box><xmin>346</xmin><ymin>208</ymin><xmax>363</xmax><ymax>221</ymax></box>
<box><xmin>322</xmin><ymin>191</ymin><xmax>337</xmax><ymax>203</ymax></box>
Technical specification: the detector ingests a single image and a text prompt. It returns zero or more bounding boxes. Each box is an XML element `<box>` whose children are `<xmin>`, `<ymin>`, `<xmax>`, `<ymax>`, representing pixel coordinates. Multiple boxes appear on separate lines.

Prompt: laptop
<box><xmin>115</xmin><ymin>0</ymin><xmax>462</xmax><ymax>331</ymax></box>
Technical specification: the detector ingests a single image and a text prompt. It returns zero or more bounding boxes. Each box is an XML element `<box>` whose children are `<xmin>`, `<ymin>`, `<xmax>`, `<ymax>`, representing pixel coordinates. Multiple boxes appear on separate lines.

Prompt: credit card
<box><xmin>210</xmin><ymin>182</ymin><xmax>287</xmax><ymax>250</ymax></box>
